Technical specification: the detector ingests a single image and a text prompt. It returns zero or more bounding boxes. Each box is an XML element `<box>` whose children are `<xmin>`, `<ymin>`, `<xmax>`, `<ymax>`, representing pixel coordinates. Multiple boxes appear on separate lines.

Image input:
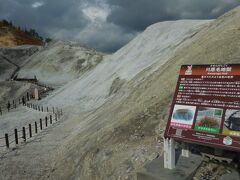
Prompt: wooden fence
<box><xmin>0</xmin><ymin>91</ymin><xmax>33</xmax><ymax>115</ymax></box>
<box><xmin>0</xmin><ymin>83</ymin><xmax>54</xmax><ymax>115</ymax></box>
<box><xmin>0</xmin><ymin>106</ymin><xmax>63</xmax><ymax>153</ymax></box>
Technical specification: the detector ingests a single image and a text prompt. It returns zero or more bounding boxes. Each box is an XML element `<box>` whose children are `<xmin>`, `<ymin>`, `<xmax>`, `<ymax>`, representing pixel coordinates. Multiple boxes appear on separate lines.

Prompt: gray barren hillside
<box><xmin>0</xmin><ymin>42</ymin><xmax>104</xmax><ymax>102</ymax></box>
<box><xmin>0</xmin><ymin>45</ymin><xmax>39</xmax><ymax>81</ymax></box>
<box><xmin>48</xmin><ymin>7</ymin><xmax>240</xmax><ymax>180</ymax></box>
<box><xmin>0</xmin><ymin>46</ymin><xmax>40</xmax><ymax>101</ymax></box>
<box><xmin>0</xmin><ymin>6</ymin><xmax>240</xmax><ymax>180</ymax></box>
<box><xmin>18</xmin><ymin>41</ymin><xmax>105</xmax><ymax>87</ymax></box>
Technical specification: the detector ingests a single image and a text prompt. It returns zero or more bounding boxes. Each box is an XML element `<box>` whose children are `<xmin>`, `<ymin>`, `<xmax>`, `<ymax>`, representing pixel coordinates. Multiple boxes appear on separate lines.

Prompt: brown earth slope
<box><xmin>0</xmin><ymin>21</ymin><xmax>43</xmax><ymax>47</ymax></box>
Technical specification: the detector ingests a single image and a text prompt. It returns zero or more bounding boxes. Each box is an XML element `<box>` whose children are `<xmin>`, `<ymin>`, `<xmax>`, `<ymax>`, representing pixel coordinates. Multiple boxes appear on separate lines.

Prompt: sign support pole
<box><xmin>164</xmin><ymin>138</ymin><xmax>175</xmax><ymax>169</ymax></box>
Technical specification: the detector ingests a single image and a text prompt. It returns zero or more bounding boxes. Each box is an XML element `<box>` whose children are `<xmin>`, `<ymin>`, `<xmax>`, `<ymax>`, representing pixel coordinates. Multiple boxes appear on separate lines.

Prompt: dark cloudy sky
<box><xmin>0</xmin><ymin>0</ymin><xmax>239</xmax><ymax>52</ymax></box>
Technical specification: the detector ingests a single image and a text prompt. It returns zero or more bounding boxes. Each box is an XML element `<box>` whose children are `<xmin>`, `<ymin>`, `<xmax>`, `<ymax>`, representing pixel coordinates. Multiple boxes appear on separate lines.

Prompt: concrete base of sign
<box><xmin>137</xmin><ymin>150</ymin><xmax>202</xmax><ymax>180</ymax></box>
<box><xmin>181</xmin><ymin>143</ymin><xmax>190</xmax><ymax>158</ymax></box>
<box><xmin>163</xmin><ymin>138</ymin><xmax>175</xmax><ymax>169</ymax></box>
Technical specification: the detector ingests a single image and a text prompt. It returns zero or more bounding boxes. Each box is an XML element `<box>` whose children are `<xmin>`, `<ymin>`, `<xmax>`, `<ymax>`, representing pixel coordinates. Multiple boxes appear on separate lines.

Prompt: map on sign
<box><xmin>164</xmin><ymin>64</ymin><xmax>240</xmax><ymax>152</ymax></box>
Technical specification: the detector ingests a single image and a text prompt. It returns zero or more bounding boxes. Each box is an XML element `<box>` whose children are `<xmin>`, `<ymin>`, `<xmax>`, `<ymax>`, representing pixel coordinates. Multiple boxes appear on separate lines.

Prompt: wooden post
<box><xmin>45</xmin><ymin>117</ymin><xmax>48</xmax><ymax>127</ymax></box>
<box><xmin>22</xmin><ymin>127</ymin><xmax>26</xmax><ymax>142</ymax></box>
<box><xmin>41</xmin><ymin>106</ymin><xmax>43</xmax><ymax>112</ymax></box>
<box><xmin>0</xmin><ymin>107</ymin><xmax>2</xmax><ymax>115</ymax></box>
<box><xmin>35</xmin><ymin>122</ymin><xmax>38</xmax><ymax>134</ymax></box>
<box><xmin>15</xmin><ymin>129</ymin><xmax>18</xmax><ymax>145</ymax></box>
<box><xmin>22</xmin><ymin>96</ymin><xmax>26</xmax><ymax>106</ymax></box>
<box><xmin>52</xmin><ymin>107</ymin><xmax>55</xmax><ymax>113</ymax></box>
<box><xmin>47</xmin><ymin>106</ymin><xmax>49</xmax><ymax>112</ymax></box>
<box><xmin>27</xmin><ymin>92</ymin><xmax>30</xmax><ymax>101</ymax></box>
<box><xmin>5</xmin><ymin>134</ymin><xmax>9</xmax><ymax>148</ymax></box>
<box><xmin>29</xmin><ymin>124</ymin><xmax>32</xmax><ymax>138</ymax></box>
<box><xmin>5</xmin><ymin>134</ymin><xmax>9</xmax><ymax>149</ymax></box>
<box><xmin>40</xmin><ymin>119</ymin><xmax>43</xmax><ymax>130</ymax></box>
<box><xmin>55</xmin><ymin>113</ymin><xmax>57</xmax><ymax>121</ymax></box>
<box><xmin>7</xmin><ymin>101</ymin><xmax>10</xmax><ymax>112</ymax></box>
<box><xmin>38</xmin><ymin>106</ymin><xmax>40</xmax><ymax>111</ymax></box>
<box><xmin>50</xmin><ymin>115</ymin><xmax>52</xmax><ymax>124</ymax></box>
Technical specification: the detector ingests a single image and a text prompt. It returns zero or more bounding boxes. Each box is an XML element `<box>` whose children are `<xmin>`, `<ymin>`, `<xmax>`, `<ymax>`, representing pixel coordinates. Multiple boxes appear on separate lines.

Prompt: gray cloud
<box><xmin>52</xmin><ymin>22</ymin><xmax>137</xmax><ymax>52</ymax></box>
<box><xmin>106</xmin><ymin>0</ymin><xmax>240</xmax><ymax>31</ymax></box>
<box><xmin>0</xmin><ymin>0</ymin><xmax>89</xmax><ymax>32</ymax></box>
<box><xmin>0</xmin><ymin>0</ymin><xmax>239</xmax><ymax>52</ymax></box>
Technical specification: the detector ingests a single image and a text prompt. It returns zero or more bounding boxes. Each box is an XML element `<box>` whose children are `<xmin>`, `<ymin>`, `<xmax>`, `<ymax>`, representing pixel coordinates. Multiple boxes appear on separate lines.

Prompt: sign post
<box><xmin>164</xmin><ymin>64</ymin><xmax>240</xmax><ymax>169</ymax></box>
<box><xmin>163</xmin><ymin>138</ymin><xmax>175</xmax><ymax>169</ymax></box>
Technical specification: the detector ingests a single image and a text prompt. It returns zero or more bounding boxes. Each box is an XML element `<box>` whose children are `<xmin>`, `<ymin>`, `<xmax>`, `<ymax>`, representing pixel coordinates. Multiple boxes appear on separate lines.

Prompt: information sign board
<box><xmin>164</xmin><ymin>64</ymin><xmax>240</xmax><ymax>151</ymax></box>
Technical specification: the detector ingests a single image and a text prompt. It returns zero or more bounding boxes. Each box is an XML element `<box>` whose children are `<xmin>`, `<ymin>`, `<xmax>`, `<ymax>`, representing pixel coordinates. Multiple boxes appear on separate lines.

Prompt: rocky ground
<box><xmin>193</xmin><ymin>161</ymin><xmax>238</xmax><ymax>180</ymax></box>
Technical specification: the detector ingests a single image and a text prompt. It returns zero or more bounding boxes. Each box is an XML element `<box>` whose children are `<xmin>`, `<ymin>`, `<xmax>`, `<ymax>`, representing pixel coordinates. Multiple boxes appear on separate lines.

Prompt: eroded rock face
<box><xmin>109</xmin><ymin>77</ymin><xmax>126</xmax><ymax>96</ymax></box>
<box><xmin>17</xmin><ymin>41</ymin><xmax>105</xmax><ymax>87</ymax></box>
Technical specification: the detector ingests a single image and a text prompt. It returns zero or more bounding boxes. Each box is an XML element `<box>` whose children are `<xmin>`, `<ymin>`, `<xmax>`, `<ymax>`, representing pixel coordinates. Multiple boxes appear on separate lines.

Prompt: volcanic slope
<box><xmin>43</xmin><ymin>20</ymin><xmax>209</xmax><ymax>110</ymax></box>
<box><xmin>2</xmin><ymin>6</ymin><xmax>240</xmax><ymax>180</ymax></box>
<box><xmin>0</xmin><ymin>45</ymin><xmax>41</xmax><ymax>102</ymax></box>
<box><xmin>46</xmin><ymin>7</ymin><xmax>240</xmax><ymax>180</ymax></box>
<box><xmin>0</xmin><ymin>19</ymin><xmax>212</xmax><ymax>180</ymax></box>
<box><xmin>0</xmin><ymin>45</ymin><xmax>40</xmax><ymax>81</ymax></box>
<box><xmin>0</xmin><ymin>20</ymin><xmax>209</xmax><ymax>179</ymax></box>
<box><xmin>1</xmin><ymin>20</ymin><xmax>212</xmax><ymax>179</ymax></box>
<box><xmin>18</xmin><ymin>41</ymin><xmax>105</xmax><ymax>87</ymax></box>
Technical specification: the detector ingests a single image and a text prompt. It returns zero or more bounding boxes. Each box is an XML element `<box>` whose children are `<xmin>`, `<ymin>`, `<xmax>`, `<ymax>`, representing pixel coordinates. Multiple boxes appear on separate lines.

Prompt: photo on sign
<box><xmin>194</xmin><ymin>107</ymin><xmax>223</xmax><ymax>133</ymax></box>
<box><xmin>170</xmin><ymin>104</ymin><xmax>196</xmax><ymax>129</ymax></box>
<box><xmin>223</xmin><ymin>109</ymin><xmax>240</xmax><ymax>137</ymax></box>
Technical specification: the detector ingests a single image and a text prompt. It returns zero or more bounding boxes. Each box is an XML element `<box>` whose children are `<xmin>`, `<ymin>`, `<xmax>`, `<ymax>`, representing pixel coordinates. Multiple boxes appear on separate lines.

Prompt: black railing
<box><xmin>0</xmin><ymin>91</ymin><xmax>33</xmax><ymax>115</ymax></box>
<box><xmin>0</xmin><ymin>106</ymin><xmax>63</xmax><ymax>158</ymax></box>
